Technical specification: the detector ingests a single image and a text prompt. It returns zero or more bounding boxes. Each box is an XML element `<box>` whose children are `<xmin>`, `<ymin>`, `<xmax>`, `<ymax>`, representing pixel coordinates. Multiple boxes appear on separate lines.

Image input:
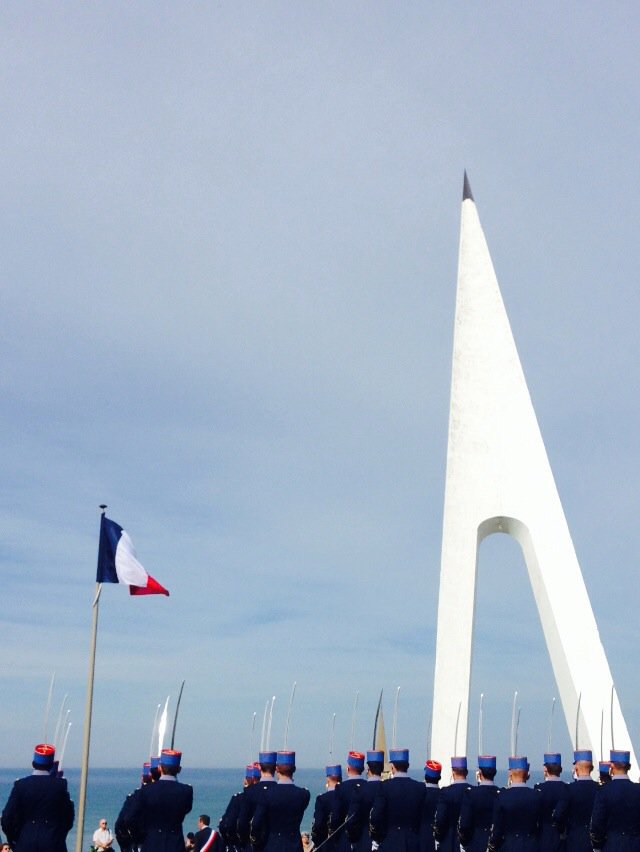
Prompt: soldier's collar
<box><xmin>160</xmin><ymin>775</ymin><xmax>178</xmax><ymax>781</ymax></box>
<box><xmin>32</xmin><ymin>769</ymin><xmax>50</xmax><ymax>776</ymax></box>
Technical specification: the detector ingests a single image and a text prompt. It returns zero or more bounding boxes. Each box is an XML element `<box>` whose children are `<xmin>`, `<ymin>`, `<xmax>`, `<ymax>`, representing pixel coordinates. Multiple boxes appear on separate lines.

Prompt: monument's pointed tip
<box><xmin>463</xmin><ymin>171</ymin><xmax>474</xmax><ymax>202</ymax></box>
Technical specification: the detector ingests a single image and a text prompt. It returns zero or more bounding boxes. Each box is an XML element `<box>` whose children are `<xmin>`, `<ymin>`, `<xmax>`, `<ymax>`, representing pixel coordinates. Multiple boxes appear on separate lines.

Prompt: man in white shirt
<box><xmin>93</xmin><ymin>817</ymin><xmax>113</xmax><ymax>850</ymax></box>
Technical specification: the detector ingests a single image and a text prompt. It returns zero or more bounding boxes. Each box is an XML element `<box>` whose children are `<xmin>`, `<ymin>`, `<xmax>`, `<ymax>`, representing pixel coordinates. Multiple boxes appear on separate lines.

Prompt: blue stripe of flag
<box><xmin>96</xmin><ymin>515</ymin><xmax>124</xmax><ymax>583</ymax></box>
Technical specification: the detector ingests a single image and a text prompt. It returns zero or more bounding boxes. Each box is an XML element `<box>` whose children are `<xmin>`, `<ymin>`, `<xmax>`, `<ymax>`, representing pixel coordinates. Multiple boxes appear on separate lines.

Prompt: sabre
<box><xmin>392</xmin><ymin>687</ymin><xmax>401</xmax><ymax>749</ymax></box>
<box><xmin>547</xmin><ymin>697</ymin><xmax>556</xmax><ymax>752</ymax></box>
<box><xmin>600</xmin><ymin>708</ymin><xmax>604</xmax><ymax>763</ymax></box>
<box><xmin>260</xmin><ymin>699</ymin><xmax>269</xmax><ymax>752</ymax></box>
<box><xmin>43</xmin><ymin>672</ymin><xmax>56</xmax><ymax>742</ymax></box>
<box><xmin>59</xmin><ymin>721</ymin><xmax>72</xmax><ymax>771</ymax></box>
<box><xmin>266</xmin><ymin>696</ymin><xmax>276</xmax><ymax>750</ymax></box>
<box><xmin>170</xmin><ymin>681</ymin><xmax>185</xmax><ymax>750</ymax></box>
<box><xmin>350</xmin><ymin>690</ymin><xmax>359</xmax><ymax>751</ymax></box>
<box><xmin>610</xmin><ymin>685</ymin><xmax>615</xmax><ymax>750</ymax></box>
<box><xmin>249</xmin><ymin>712</ymin><xmax>257</xmax><ymax>762</ymax></box>
<box><xmin>53</xmin><ymin>694</ymin><xmax>69</xmax><ymax>748</ymax></box>
<box><xmin>329</xmin><ymin>713</ymin><xmax>336</xmax><ymax>759</ymax></box>
<box><xmin>478</xmin><ymin>693</ymin><xmax>484</xmax><ymax>756</ymax></box>
<box><xmin>514</xmin><ymin>707</ymin><xmax>521</xmax><ymax>757</ymax></box>
<box><xmin>157</xmin><ymin>695</ymin><xmax>170</xmax><ymax>755</ymax></box>
<box><xmin>510</xmin><ymin>691</ymin><xmax>518</xmax><ymax>756</ymax></box>
<box><xmin>284</xmin><ymin>682</ymin><xmax>297</xmax><ymax>750</ymax></box>
<box><xmin>574</xmin><ymin>693</ymin><xmax>582</xmax><ymax>750</ymax></box>
<box><xmin>149</xmin><ymin>703</ymin><xmax>161</xmax><ymax>758</ymax></box>
<box><xmin>453</xmin><ymin>701</ymin><xmax>462</xmax><ymax>757</ymax></box>
<box><xmin>373</xmin><ymin>690</ymin><xmax>384</xmax><ymax>750</ymax></box>
<box><xmin>57</xmin><ymin>710</ymin><xmax>71</xmax><ymax>751</ymax></box>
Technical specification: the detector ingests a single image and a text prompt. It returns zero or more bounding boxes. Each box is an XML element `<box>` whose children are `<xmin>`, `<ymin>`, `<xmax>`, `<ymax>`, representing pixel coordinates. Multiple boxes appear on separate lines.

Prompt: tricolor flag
<box><xmin>96</xmin><ymin>515</ymin><xmax>169</xmax><ymax>596</ymax></box>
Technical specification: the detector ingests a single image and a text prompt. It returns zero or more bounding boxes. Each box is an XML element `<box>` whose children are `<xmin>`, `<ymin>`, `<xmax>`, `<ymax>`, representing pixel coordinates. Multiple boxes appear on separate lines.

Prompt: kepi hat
<box><xmin>33</xmin><ymin>743</ymin><xmax>55</xmax><ymax>769</ymax></box>
<box><xmin>160</xmin><ymin>749</ymin><xmax>182</xmax><ymax>767</ymax></box>
<box><xmin>424</xmin><ymin>759</ymin><xmax>442</xmax><ymax>780</ymax></box>
<box><xmin>347</xmin><ymin>751</ymin><xmax>365</xmax><ymax>771</ymax></box>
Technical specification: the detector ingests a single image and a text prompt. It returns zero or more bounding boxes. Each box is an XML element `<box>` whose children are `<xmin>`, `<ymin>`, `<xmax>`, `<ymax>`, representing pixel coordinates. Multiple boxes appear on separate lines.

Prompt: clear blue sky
<box><xmin>2</xmin><ymin>2</ymin><xmax>640</xmax><ymax>769</ymax></box>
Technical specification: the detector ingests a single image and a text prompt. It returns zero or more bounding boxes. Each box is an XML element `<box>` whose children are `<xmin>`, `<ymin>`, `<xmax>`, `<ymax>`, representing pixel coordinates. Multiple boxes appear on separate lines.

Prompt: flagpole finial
<box><xmin>99</xmin><ymin>504</ymin><xmax>107</xmax><ymax>513</ymax></box>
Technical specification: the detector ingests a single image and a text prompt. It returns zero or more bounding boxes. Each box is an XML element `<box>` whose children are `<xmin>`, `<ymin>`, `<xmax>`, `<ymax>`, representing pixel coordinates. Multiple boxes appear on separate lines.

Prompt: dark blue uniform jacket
<box><xmin>329</xmin><ymin>777</ymin><xmax>365</xmax><ymax>852</ymax></box>
<box><xmin>312</xmin><ymin>789</ymin><xmax>340</xmax><ymax>852</ymax></box>
<box><xmin>458</xmin><ymin>783</ymin><xmax>499</xmax><ymax>852</ymax></box>
<box><xmin>238</xmin><ymin>781</ymin><xmax>276</xmax><ymax>848</ymax></box>
<box><xmin>347</xmin><ymin>779</ymin><xmax>384</xmax><ymax>852</ymax></box>
<box><xmin>370</xmin><ymin>775</ymin><xmax>427</xmax><ymax>852</ymax></box>
<box><xmin>434</xmin><ymin>781</ymin><xmax>471</xmax><ymax>852</ymax></box>
<box><xmin>115</xmin><ymin>786</ymin><xmax>144</xmax><ymax>852</ymax></box>
<box><xmin>488</xmin><ymin>785</ymin><xmax>542</xmax><ymax>852</ymax></box>
<box><xmin>220</xmin><ymin>792</ymin><xmax>244</xmax><ymax>852</ymax></box>
<box><xmin>535</xmin><ymin>780</ymin><xmax>567</xmax><ymax>852</ymax></box>
<box><xmin>590</xmin><ymin>777</ymin><xmax>640</xmax><ymax>852</ymax></box>
<box><xmin>419</xmin><ymin>785</ymin><xmax>439</xmax><ymax>852</ymax></box>
<box><xmin>251</xmin><ymin>782</ymin><xmax>310</xmax><ymax>852</ymax></box>
<box><xmin>552</xmin><ymin>779</ymin><xmax>598</xmax><ymax>852</ymax></box>
<box><xmin>128</xmin><ymin>777</ymin><xmax>193</xmax><ymax>852</ymax></box>
<box><xmin>1</xmin><ymin>773</ymin><xmax>74</xmax><ymax>852</ymax></box>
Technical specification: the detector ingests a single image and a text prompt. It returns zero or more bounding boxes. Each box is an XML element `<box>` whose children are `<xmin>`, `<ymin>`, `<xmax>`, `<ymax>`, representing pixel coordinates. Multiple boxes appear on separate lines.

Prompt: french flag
<box><xmin>96</xmin><ymin>515</ymin><xmax>169</xmax><ymax>596</ymax></box>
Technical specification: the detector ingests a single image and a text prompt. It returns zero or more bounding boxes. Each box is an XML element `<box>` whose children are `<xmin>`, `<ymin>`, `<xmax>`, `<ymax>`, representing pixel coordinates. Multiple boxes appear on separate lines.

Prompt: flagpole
<box><xmin>75</xmin><ymin>506</ymin><xmax>106</xmax><ymax>852</ymax></box>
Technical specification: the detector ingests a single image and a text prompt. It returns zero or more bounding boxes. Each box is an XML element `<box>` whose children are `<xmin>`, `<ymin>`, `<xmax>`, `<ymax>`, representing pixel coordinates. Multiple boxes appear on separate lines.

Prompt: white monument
<box><xmin>431</xmin><ymin>174</ymin><xmax>635</xmax><ymax>770</ymax></box>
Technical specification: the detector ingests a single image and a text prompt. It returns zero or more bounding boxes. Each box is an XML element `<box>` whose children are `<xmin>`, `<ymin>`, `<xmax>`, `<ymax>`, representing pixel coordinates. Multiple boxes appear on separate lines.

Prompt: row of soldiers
<box><xmin>217</xmin><ymin>746</ymin><xmax>640</xmax><ymax>852</ymax></box>
<box><xmin>3</xmin><ymin>742</ymin><xmax>640</xmax><ymax>852</ymax></box>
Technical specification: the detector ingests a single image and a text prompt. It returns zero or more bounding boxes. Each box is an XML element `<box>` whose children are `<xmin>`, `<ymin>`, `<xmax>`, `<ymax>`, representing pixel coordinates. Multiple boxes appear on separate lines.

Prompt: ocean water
<box><xmin>0</xmin><ymin>767</ymin><xmax>542</xmax><ymax>851</ymax></box>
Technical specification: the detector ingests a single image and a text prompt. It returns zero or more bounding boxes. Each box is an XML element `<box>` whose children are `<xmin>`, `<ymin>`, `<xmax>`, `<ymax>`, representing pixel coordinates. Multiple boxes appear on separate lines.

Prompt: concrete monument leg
<box><xmin>430</xmin><ymin>174</ymin><xmax>635</xmax><ymax>773</ymax></box>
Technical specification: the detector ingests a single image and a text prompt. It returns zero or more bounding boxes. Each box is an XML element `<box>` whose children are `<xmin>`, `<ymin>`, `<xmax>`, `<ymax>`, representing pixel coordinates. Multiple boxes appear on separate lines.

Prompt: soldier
<box><xmin>115</xmin><ymin>764</ymin><xmax>152</xmax><ymax>852</ymax></box>
<box><xmin>347</xmin><ymin>750</ymin><xmax>385</xmax><ymax>852</ymax></box>
<box><xmin>251</xmin><ymin>750</ymin><xmax>310</xmax><ymax>852</ymax></box>
<box><xmin>535</xmin><ymin>753</ymin><xmax>566</xmax><ymax>852</ymax></box>
<box><xmin>238</xmin><ymin>752</ymin><xmax>278</xmax><ymax>850</ymax></box>
<box><xmin>433</xmin><ymin>756</ymin><xmax>471</xmax><ymax>852</ymax></box>
<box><xmin>329</xmin><ymin>751</ymin><xmax>366</xmax><ymax>851</ymax></box>
<box><xmin>126</xmin><ymin>748</ymin><xmax>193</xmax><ymax>852</ymax></box>
<box><xmin>487</xmin><ymin>756</ymin><xmax>541</xmax><ymax>852</ymax></box>
<box><xmin>1</xmin><ymin>743</ymin><xmax>75</xmax><ymax>852</ymax></box>
<box><xmin>370</xmin><ymin>747</ymin><xmax>426</xmax><ymax>852</ymax></box>
<box><xmin>311</xmin><ymin>764</ymin><xmax>342</xmax><ymax>852</ymax></box>
<box><xmin>590</xmin><ymin>748</ymin><xmax>640</xmax><ymax>852</ymax></box>
<box><xmin>458</xmin><ymin>755</ymin><xmax>499</xmax><ymax>852</ymax></box>
<box><xmin>221</xmin><ymin>766</ymin><xmax>259</xmax><ymax>852</ymax></box>
<box><xmin>419</xmin><ymin>760</ymin><xmax>441</xmax><ymax>852</ymax></box>
<box><xmin>552</xmin><ymin>749</ymin><xmax>598</xmax><ymax>852</ymax></box>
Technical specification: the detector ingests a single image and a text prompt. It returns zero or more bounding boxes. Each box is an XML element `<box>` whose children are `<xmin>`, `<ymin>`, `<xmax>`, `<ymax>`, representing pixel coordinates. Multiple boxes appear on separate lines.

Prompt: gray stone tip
<box><xmin>463</xmin><ymin>171</ymin><xmax>474</xmax><ymax>202</ymax></box>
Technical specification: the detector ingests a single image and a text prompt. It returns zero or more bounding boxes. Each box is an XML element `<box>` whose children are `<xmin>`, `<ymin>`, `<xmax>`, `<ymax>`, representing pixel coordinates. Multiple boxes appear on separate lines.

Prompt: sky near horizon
<box><xmin>2</xmin><ymin>2</ymin><xmax>640</xmax><ymax>770</ymax></box>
